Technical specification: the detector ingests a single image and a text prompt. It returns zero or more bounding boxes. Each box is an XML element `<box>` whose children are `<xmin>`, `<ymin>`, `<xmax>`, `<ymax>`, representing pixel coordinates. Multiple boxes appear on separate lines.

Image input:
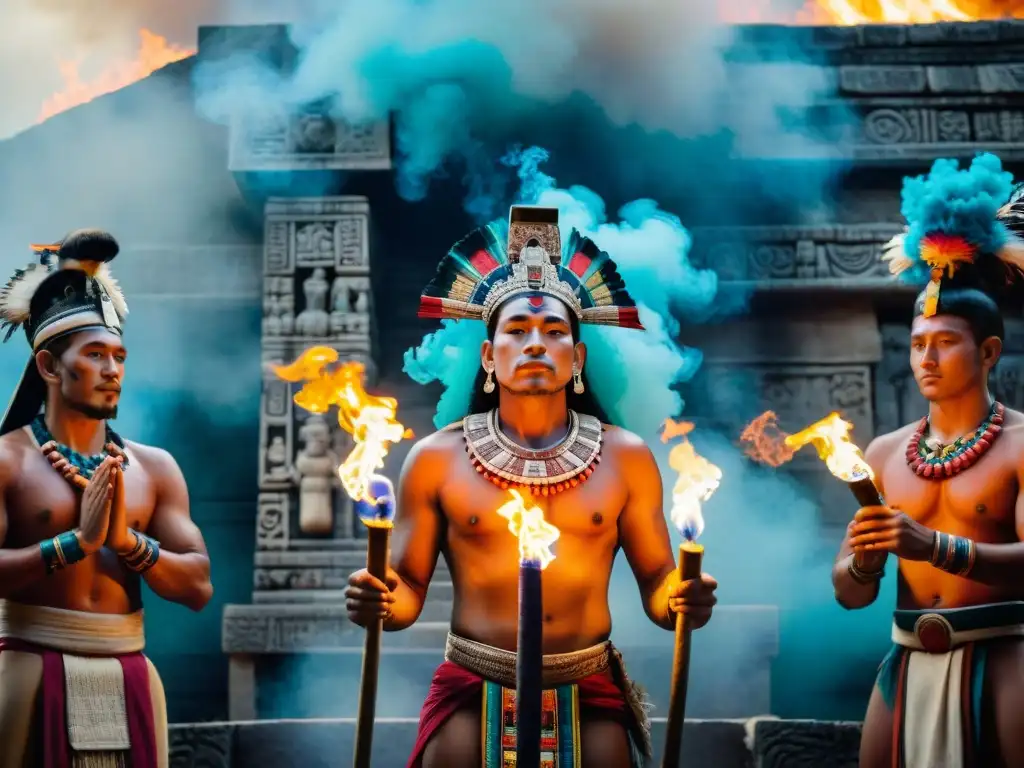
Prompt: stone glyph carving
<box><xmin>293</xmin><ymin>415</ymin><xmax>338</xmax><ymax>535</ymax></box>
<box><xmin>295</xmin><ymin>268</ymin><xmax>331</xmax><ymax>337</ymax></box>
<box><xmin>690</xmin><ymin>225</ymin><xmax>904</xmax><ymax>284</ymax></box>
<box><xmin>229</xmin><ymin>108</ymin><xmax>392</xmax><ymax>172</ymax></box>
<box><xmin>255</xmin><ymin>197</ymin><xmax>374</xmax><ymax>562</ymax></box>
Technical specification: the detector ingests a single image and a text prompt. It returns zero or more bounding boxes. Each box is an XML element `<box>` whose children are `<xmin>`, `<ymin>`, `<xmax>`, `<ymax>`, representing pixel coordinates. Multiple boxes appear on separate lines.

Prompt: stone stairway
<box><xmin>169</xmin><ymin>717</ymin><xmax>863</xmax><ymax>768</ymax></box>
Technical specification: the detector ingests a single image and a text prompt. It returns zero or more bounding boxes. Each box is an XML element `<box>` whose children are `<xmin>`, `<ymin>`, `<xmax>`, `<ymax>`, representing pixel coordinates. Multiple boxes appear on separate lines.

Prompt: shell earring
<box><xmin>573</xmin><ymin>368</ymin><xmax>584</xmax><ymax>395</ymax></box>
<box><xmin>483</xmin><ymin>367</ymin><xmax>495</xmax><ymax>394</ymax></box>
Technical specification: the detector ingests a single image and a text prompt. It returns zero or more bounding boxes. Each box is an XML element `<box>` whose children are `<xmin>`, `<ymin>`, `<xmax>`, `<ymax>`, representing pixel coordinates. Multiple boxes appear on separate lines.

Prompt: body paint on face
<box><xmin>527</xmin><ymin>294</ymin><xmax>545</xmax><ymax>310</ymax></box>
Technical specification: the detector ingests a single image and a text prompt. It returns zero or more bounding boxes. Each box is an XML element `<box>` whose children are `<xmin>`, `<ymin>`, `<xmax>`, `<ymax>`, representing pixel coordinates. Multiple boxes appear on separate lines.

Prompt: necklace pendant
<box><xmin>906</xmin><ymin>402</ymin><xmax>1004</xmax><ymax>480</ymax></box>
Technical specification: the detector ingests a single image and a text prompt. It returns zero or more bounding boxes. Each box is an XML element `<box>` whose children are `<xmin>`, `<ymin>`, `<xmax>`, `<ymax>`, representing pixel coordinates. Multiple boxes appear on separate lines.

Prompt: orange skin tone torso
<box><xmin>402</xmin><ymin>424</ymin><xmax>665</xmax><ymax>653</ymax></box>
<box><xmin>0</xmin><ymin>428</ymin><xmax>161</xmax><ymax>614</ymax></box>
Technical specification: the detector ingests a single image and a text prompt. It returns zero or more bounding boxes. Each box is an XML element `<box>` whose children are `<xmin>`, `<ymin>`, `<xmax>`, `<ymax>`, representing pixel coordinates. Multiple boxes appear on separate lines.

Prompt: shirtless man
<box><xmin>345</xmin><ymin>206</ymin><xmax>718</xmax><ymax>768</ymax></box>
<box><xmin>0</xmin><ymin>230</ymin><xmax>213</xmax><ymax>767</ymax></box>
<box><xmin>832</xmin><ymin>157</ymin><xmax>1024</xmax><ymax>768</ymax></box>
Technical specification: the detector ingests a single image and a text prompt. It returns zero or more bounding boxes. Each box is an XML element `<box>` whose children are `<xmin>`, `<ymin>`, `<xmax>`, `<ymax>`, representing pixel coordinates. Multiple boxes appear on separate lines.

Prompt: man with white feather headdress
<box><xmin>0</xmin><ymin>230</ymin><xmax>213</xmax><ymax>767</ymax></box>
<box><xmin>831</xmin><ymin>155</ymin><xmax>1024</xmax><ymax>768</ymax></box>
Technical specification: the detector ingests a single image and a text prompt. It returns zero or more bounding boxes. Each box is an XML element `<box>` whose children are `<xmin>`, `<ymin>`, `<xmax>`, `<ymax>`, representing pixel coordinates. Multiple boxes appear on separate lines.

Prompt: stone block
<box><xmin>752</xmin><ymin>719</ymin><xmax>861</xmax><ymax>768</ymax></box>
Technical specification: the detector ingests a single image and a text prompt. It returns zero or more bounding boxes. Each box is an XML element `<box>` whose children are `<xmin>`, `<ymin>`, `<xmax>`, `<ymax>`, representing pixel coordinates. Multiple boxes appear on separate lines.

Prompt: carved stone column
<box><xmin>223</xmin><ymin>196</ymin><xmax>379</xmax><ymax>719</ymax></box>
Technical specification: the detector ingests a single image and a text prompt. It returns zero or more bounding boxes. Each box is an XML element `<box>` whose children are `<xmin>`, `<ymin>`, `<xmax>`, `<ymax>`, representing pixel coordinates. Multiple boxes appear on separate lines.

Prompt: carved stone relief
<box><xmin>229</xmin><ymin>110</ymin><xmax>391</xmax><ymax>173</ymax></box>
<box><xmin>254</xmin><ymin>197</ymin><xmax>374</xmax><ymax>578</ymax></box>
<box><xmin>691</xmin><ymin>226</ymin><xmax>903</xmax><ymax>283</ymax></box>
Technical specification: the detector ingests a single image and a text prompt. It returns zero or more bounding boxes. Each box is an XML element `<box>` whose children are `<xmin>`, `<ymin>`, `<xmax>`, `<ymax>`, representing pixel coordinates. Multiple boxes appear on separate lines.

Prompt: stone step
<box><xmin>171</xmin><ymin>717</ymin><xmax>860</xmax><ymax>768</ymax></box>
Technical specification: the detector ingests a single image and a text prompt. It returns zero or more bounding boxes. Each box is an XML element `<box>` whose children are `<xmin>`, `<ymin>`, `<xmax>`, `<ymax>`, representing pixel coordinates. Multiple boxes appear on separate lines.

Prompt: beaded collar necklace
<box><xmin>905</xmin><ymin>401</ymin><xmax>1003</xmax><ymax>479</ymax></box>
<box><xmin>463</xmin><ymin>409</ymin><xmax>603</xmax><ymax>496</ymax></box>
<box><xmin>30</xmin><ymin>414</ymin><xmax>127</xmax><ymax>480</ymax></box>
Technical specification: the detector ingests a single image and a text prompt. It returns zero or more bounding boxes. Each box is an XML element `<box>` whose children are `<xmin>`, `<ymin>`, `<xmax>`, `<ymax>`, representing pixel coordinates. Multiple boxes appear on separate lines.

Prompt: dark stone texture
<box><xmin>753</xmin><ymin>719</ymin><xmax>862</xmax><ymax>768</ymax></box>
<box><xmin>168</xmin><ymin>717</ymin><xmax>764</xmax><ymax>768</ymax></box>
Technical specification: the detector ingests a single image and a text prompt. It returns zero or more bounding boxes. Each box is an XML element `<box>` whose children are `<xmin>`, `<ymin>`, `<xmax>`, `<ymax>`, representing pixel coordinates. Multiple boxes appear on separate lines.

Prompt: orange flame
<box><xmin>739</xmin><ymin>411</ymin><xmax>797</xmax><ymax>468</ymax></box>
<box><xmin>783</xmin><ymin>412</ymin><xmax>874</xmax><ymax>482</ymax></box>
<box><xmin>37</xmin><ymin>29</ymin><xmax>195</xmax><ymax>123</ymax></box>
<box><xmin>741</xmin><ymin>410</ymin><xmax>873</xmax><ymax>482</ymax></box>
<box><xmin>661</xmin><ymin>420</ymin><xmax>722</xmax><ymax>542</ymax></box>
<box><xmin>720</xmin><ymin>0</ymin><xmax>1022</xmax><ymax>25</ymax></box>
<box><xmin>496</xmin><ymin>489</ymin><xmax>561</xmax><ymax>568</ymax></box>
<box><xmin>272</xmin><ymin>346</ymin><xmax>413</xmax><ymax>504</ymax></box>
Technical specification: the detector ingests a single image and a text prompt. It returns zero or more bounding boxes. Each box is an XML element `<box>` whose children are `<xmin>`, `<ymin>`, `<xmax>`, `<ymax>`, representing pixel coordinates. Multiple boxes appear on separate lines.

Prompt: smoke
<box><xmin>191</xmin><ymin>0</ymin><xmax>847</xmax><ymax>216</ymax></box>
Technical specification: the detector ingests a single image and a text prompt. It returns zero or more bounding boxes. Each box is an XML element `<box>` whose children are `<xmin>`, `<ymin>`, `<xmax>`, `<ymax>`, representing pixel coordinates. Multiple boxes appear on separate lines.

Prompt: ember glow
<box><xmin>741</xmin><ymin>410</ymin><xmax>874</xmax><ymax>482</ymax></box>
<box><xmin>272</xmin><ymin>346</ymin><xmax>413</xmax><ymax>504</ymax></box>
<box><xmin>496</xmin><ymin>489</ymin><xmax>561</xmax><ymax>569</ymax></box>
<box><xmin>720</xmin><ymin>0</ymin><xmax>1023</xmax><ymax>24</ymax></box>
<box><xmin>661</xmin><ymin>419</ymin><xmax>722</xmax><ymax>543</ymax></box>
<box><xmin>37</xmin><ymin>29</ymin><xmax>195</xmax><ymax>123</ymax></box>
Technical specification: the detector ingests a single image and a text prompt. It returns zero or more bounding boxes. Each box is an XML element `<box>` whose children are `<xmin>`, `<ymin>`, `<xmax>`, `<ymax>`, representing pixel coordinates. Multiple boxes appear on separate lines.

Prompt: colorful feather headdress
<box><xmin>881</xmin><ymin>153</ymin><xmax>1024</xmax><ymax>317</ymax></box>
<box><xmin>418</xmin><ymin>205</ymin><xmax>645</xmax><ymax>330</ymax></box>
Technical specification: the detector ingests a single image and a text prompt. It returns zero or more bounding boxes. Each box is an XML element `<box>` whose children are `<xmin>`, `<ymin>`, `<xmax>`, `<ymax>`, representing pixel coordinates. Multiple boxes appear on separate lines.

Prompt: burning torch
<box><xmin>496</xmin><ymin>489</ymin><xmax>560</xmax><ymax>768</ymax></box>
<box><xmin>782</xmin><ymin>412</ymin><xmax>883</xmax><ymax>508</ymax></box>
<box><xmin>272</xmin><ymin>347</ymin><xmax>413</xmax><ymax>768</ymax></box>
<box><xmin>660</xmin><ymin>420</ymin><xmax>721</xmax><ymax>768</ymax></box>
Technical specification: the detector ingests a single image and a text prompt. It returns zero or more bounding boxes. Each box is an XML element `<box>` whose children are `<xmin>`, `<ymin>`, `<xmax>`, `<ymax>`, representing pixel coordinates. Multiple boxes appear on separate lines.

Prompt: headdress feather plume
<box><xmin>419</xmin><ymin>206</ymin><xmax>644</xmax><ymax>330</ymax></box>
<box><xmin>881</xmin><ymin>153</ymin><xmax>1024</xmax><ymax>316</ymax></box>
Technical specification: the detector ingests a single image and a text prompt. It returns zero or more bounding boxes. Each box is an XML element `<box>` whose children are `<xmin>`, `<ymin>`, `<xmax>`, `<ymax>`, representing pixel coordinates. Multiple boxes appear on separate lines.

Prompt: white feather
<box><xmin>94</xmin><ymin>263</ymin><xmax>128</xmax><ymax>319</ymax></box>
<box><xmin>880</xmin><ymin>233</ymin><xmax>914</xmax><ymax>276</ymax></box>
<box><xmin>0</xmin><ymin>263</ymin><xmax>52</xmax><ymax>325</ymax></box>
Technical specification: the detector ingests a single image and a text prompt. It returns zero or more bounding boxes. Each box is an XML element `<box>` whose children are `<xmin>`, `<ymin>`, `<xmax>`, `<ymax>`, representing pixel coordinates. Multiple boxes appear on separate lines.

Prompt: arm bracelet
<box><xmin>930</xmin><ymin>532</ymin><xmax>976</xmax><ymax>577</ymax></box>
<box><xmin>39</xmin><ymin>531</ymin><xmax>87</xmax><ymax>575</ymax></box>
<box><xmin>120</xmin><ymin>529</ymin><xmax>160</xmax><ymax>574</ymax></box>
<box><xmin>847</xmin><ymin>557</ymin><xmax>884</xmax><ymax>585</ymax></box>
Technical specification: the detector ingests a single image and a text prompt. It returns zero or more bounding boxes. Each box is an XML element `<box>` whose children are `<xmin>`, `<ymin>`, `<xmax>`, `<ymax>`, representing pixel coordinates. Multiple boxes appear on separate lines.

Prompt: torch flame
<box><xmin>496</xmin><ymin>489</ymin><xmax>561</xmax><ymax>569</ymax></box>
<box><xmin>271</xmin><ymin>346</ymin><xmax>413</xmax><ymax>503</ymax></box>
<box><xmin>662</xmin><ymin>419</ymin><xmax>722</xmax><ymax>543</ymax></box>
<box><xmin>783</xmin><ymin>412</ymin><xmax>874</xmax><ymax>483</ymax></box>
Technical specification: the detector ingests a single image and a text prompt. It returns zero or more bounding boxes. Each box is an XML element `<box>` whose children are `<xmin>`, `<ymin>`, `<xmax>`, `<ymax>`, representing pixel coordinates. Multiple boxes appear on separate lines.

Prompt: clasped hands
<box><xmin>848</xmin><ymin>504</ymin><xmax>935</xmax><ymax>562</ymax></box>
<box><xmin>666</xmin><ymin>572</ymin><xmax>718</xmax><ymax>630</ymax></box>
<box><xmin>40</xmin><ymin>441</ymin><xmax>135</xmax><ymax>555</ymax></box>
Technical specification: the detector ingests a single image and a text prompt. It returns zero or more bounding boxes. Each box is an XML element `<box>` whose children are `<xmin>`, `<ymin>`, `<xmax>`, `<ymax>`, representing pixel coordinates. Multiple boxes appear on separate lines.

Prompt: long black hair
<box><xmin>465</xmin><ymin>302</ymin><xmax>614</xmax><ymax>425</ymax></box>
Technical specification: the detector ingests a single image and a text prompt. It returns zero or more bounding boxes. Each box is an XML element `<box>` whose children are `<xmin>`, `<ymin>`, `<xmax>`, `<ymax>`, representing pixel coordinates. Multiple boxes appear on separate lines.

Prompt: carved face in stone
<box><xmin>910</xmin><ymin>314</ymin><xmax>1001</xmax><ymax>402</ymax></box>
<box><xmin>481</xmin><ymin>294</ymin><xmax>585</xmax><ymax>397</ymax></box>
<box><xmin>300</xmin><ymin>418</ymin><xmax>331</xmax><ymax>455</ymax></box>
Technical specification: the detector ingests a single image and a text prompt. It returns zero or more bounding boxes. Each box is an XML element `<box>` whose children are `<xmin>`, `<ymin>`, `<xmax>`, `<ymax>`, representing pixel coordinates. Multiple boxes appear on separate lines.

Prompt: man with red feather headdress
<box><xmin>832</xmin><ymin>154</ymin><xmax>1024</xmax><ymax>767</ymax></box>
<box><xmin>345</xmin><ymin>206</ymin><xmax>719</xmax><ymax>767</ymax></box>
<box><xmin>0</xmin><ymin>230</ymin><xmax>213</xmax><ymax>767</ymax></box>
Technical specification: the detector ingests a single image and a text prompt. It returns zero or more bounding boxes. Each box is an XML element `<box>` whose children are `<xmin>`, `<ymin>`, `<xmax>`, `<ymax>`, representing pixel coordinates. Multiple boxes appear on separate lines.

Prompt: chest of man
<box><xmin>880</xmin><ymin>443</ymin><xmax>1019</xmax><ymax>534</ymax></box>
<box><xmin>6</xmin><ymin>451</ymin><xmax>157</xmax><ymax>546</ymax></box>
<box><xmin>439</xmin><ymin>455</ymin><xmax>628</xmax><ymax>544</ymax></box>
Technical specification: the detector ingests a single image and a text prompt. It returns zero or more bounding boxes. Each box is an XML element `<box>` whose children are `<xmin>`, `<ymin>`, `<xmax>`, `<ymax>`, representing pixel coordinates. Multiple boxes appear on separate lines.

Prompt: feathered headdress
<box><xmin>0</xmin><ymin>229</ymin><xmax>129</xmax><ymax>435</ymax></box>
<box><xmin>0</xmin><ymin>229</ymin><xmax>127</xmax><ymax>345</ymax></box>
<box><xmin>881</xmin><ymin>153</ymin><xmax>1024</xmax><ymax>316</ymax></box>
<box><xmin>418</xmin><ymin>205</ymin><xmax>645</xmax><ymax>330</ymax></box>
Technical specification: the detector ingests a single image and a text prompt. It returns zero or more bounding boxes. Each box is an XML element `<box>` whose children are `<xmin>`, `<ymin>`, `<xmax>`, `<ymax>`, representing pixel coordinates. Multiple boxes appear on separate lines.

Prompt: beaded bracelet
<box><xmin>120</xmin><ymin>529</ymin><xmax>160</xmax><ymax>574</ymax></box>
<box><xmin>848</xmin><ymin>557</ymin><xmax>884</xmax><ymax>585</ymax></box>
<box><xmin>930</xmin><ymin>532</ymin><xmax>976</xmax><ymax>577</ymax></box>
<box><xmin>39</xmin><ymin>531</ymin><xmax>86</xmax><ymax>575</ymax></box>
